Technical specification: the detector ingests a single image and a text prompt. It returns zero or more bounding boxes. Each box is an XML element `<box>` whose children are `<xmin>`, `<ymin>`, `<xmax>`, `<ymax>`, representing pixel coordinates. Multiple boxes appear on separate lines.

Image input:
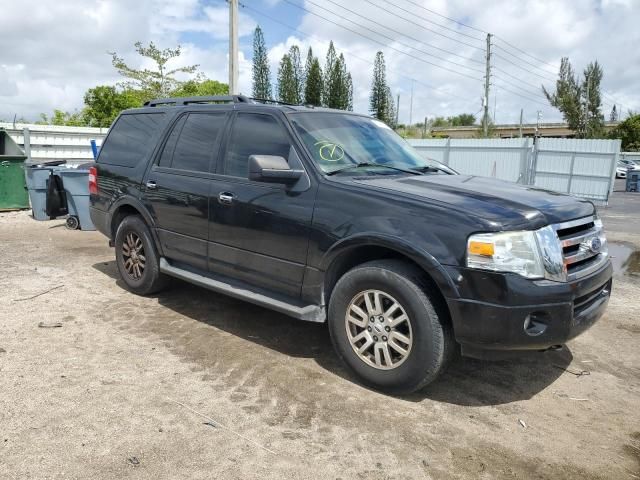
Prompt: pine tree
<box><xmin>583</xmin><ymin>61</ymin><xmax>605</xmax><ymax>138</ymax></box>
<box><xmin>252</xmin><ymin>26</ymin><xmax>272</xmax><ymax>100</ymax></box>
<box><xmin>304</xmin><ymin>57</ymin><xmax>323</xmax><ymax>106</ymax></box>
<box><xmin>346</xmin><ymin>72</ymin><xmax>353</xmax><ymax>111</ymax></box>
<box><xmin>304</xmin><ymin>47</ymin><xmax>314</xmax><ymax>94</ymax></box>
<box><xmin>610</xmin><ymin>104</ymin><xmax>618</xmax><ymax>122</ymax></box>
<box><xmin>323</xmin><ymin>41</ymin><xmax>337</xmax><ymax>107</ymax></box>
<box><xmin>370</xmin><ymin>51</ymin><xmax>389</xmax><ymax>123</ymax></box>
<box><xmin>277</xmin><ymin>54</ymin><xmax>298</xmax><ymax>104</ymax></box>
<box><xmin>288</xmin><ymin>45</ymin><xmax>303</xmax><ymax>104</ymax></box>
<box><xmin>385</xmin><ymin>86</ymin><xmax>396</xmax><ymax>127</ymax></box>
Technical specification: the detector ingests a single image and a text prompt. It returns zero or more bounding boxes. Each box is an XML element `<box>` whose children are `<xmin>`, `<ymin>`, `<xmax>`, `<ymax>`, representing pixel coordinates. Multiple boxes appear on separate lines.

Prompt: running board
<box><xmin>159</xmin><ymin>258</ymin><xmax>325</xmax><ymax>323</ymax></box>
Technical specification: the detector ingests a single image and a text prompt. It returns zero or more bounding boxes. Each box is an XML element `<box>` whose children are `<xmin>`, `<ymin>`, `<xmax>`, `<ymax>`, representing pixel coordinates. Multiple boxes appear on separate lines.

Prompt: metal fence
<box><xmin>0</xmin><ymin>123</ymin><xmax>621</xmax><ymax>204</ymax></box>
<box><xmin>408</xmin><ymin>137</ymin><xmax>620</xmax><ymax>205</ymax></box>
<box><xmin>1</xmin><ymin>122</ymin><xmax>107</xmax><ymax>167</ymax></box>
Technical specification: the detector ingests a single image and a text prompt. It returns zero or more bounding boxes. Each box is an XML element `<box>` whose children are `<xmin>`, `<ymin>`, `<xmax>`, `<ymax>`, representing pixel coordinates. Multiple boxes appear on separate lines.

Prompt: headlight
<box><xmin>467</xmin><ymin>230</ymin><xmax>545</xmax><ymax>279</ymax></box>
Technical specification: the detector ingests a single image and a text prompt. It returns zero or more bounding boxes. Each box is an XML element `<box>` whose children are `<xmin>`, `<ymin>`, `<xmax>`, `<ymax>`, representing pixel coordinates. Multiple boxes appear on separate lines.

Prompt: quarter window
<box><xmin>225</xmin><ymin>113</ymin><xmax>292</xmax><ymax>178</ymax></box>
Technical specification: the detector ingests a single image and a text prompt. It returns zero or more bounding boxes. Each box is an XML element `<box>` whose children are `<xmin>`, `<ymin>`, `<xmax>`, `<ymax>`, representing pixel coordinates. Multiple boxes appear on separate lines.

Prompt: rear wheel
<box><xmin>328</xmin><ymin>260</ymin><xmax>454</xmax><ymax>394</ymax></box>
<box><xmin>114</xmin><ymin>215</ymin><xmax>167</xmax><ymax>295</ymax></box>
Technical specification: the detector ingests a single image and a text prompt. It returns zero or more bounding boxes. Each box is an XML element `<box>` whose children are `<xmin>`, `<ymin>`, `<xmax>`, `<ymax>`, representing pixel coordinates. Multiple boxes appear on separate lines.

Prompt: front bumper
<box><xmin>445</xmin><ymin>260</ymin><xmax>612</xmax><ymax>356</ymax></box>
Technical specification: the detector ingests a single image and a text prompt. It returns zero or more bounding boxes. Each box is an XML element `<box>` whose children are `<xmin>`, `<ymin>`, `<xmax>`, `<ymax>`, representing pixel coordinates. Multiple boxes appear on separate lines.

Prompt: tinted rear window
<box><xmin>98</xmin><ymin>113</ymin><xmax>165</xmax><ymax>167</ymax></box>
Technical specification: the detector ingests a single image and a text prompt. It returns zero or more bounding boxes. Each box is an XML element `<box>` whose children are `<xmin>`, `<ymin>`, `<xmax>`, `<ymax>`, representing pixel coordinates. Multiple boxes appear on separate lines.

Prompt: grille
<box><xmin>553</xmin><ymin>216</ymin><xmax>608</xmax><ymax>281</ymax></box>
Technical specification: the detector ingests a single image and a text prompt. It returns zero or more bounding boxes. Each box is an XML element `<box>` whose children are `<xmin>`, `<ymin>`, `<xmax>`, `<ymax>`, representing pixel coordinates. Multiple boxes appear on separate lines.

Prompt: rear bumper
<box><xmin>445</xmin><ymin>261</ymin><xmax>612</xmax><ymax>356</ymax></box>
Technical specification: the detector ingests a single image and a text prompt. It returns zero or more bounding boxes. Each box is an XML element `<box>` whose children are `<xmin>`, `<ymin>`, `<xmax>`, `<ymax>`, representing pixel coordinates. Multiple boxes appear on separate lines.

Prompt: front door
<box><xmin>208</xmin><ymin>111</ymin><xmax>316</xmax><ymax>298</ymax></box>
<box><xmin>144</xmin><ymin>112</ymin><xmax>227</xmax><ymax>270</ymax></box>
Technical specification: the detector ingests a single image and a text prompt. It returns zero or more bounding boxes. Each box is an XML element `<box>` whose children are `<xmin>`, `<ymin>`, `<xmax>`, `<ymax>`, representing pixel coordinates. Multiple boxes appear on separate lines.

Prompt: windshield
<box><xmin>288</xmin><ymin>112</ymin><xmax>454</xmax><ymax>176</ymax></box>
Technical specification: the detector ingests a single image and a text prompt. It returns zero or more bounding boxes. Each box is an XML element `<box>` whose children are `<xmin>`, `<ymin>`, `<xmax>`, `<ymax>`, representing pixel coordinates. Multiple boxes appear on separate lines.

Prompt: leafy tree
<box><xmin>609</xmin><ymin>114</ymin><xmax>640</xmax><ymax>151</ymax></box>
<box><xmin>323</xmin><ymin>41</ymin><xmax>337</xmax><ymax>107</ymax></box>
<box><xmin>304</xmin><ymin>56</ymin><xmax>323</xmax><ymax>106</ymax></box>
<box><xmin>450</xmin><ymin>113</ymin><xmax>476</xmax><ymax>126</ymax></box>
<box><xmin>369</xmin><ymin>51</ymin><xmax>392</xmax><ymax>124</ymax></box>
<box><xmin>543</xmin><ymin>57</ymin><xmax>605</xmax><ymax>138</ymax></box>
<box><xmin>37</xmin><ymin>110</ymin><xmax>85</xmax><ymax>126</ymax></box>
<box><xmin>110</xmin><ymin>42</ymin><xmax>200</xmax><ymax>99</ymax></box>
<box><xmin>82</xmin><ymin>86</ymin><xmax>140</xmax><ymax>127</ymax></box>
<box><xmin>610</xmin><ymin>104</ymin><xmax>618</xmax><ymax>122</ymax></box>
<box><xmin>252</xmin><ymin>26</ymin><xmax>272</xmax><ymax>100</ymax></box>
<box><xmin>277</xmin><ymin>54</ymin><xmax>299</xmax><ymax>104</ymax></box>
<box><xmin>171</xmin><ymin>79</ymin><xmax>228</xmax><ymax>97</ymax></box>
<box><xmin>431</xmin><ymin>117</ymin><xmax>449</xmax><ymax>128</ymax></box>
<box><xmin>346</xmin><ymin>72</ymin><xmax>353</xmax><ymax>111</ymax></box>
<box><xmin>289</xmin><ymin>45</ymin><xmax>303</xmax><ymax>104</ymax></box>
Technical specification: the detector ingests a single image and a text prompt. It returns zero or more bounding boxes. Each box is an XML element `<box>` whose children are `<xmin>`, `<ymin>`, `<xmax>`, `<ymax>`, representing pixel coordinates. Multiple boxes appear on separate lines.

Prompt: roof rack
<box><xmin>248</xmin><ymin>97</ymin><xmax>299</xmax><ymax>106</ymax></box>
<box><xmin>144</xmin><ymin>95</ymin><xmax>253</xmax><ymax>107</ymax></box>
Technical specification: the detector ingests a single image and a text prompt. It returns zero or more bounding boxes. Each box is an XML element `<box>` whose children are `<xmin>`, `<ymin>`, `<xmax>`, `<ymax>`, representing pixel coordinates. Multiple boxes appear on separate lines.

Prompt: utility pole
<box><xmin>519</xmin><ymin>108</ymin><xmax>523</xmax><ymax>138</ymax></box>
<box><xmin>228</xmin><ymin>0</ymin><xmax>239</xmax><ymax>95</ymax></box>
<box><xmin>535</xmin><ymin>110</ymin><xmax>542</xmax><ymax>138</ymax></box>
<box><xmin>482</xmin><ymin>33</ymin><xmax>492</xmax><ymax>137</ymax></box>
<box><xmin>395</xmin><ymin>94</ymin><xmax>400</xmax><ymax>127</ymax></box>
<box><xmin>409</xmin><ymin>80</ymin><xmax>414</xmax><ymax>126</ymax></box>
<box><xmin>423</xmin><ymin>116</ymin><xmax>428</xmax><ymax>138</ymax></box>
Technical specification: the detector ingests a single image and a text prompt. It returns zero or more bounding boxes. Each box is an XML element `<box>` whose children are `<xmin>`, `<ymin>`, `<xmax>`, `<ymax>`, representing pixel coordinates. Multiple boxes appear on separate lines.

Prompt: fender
<box><xmin>108</xmin><ymin>195</ymin><xmax>165</xmax><ymax>257</ymax></box>
<box><xmin>320</xmin><ymin>233</ymin><xmax>461</xmax><ymax>299</ymax></box>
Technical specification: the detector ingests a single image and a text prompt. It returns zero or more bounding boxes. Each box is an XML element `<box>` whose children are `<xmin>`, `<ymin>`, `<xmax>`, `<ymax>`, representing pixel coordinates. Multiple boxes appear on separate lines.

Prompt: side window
<box><xmin>98</xmin><ymin>113</ymin><xmax>165</xmax><ymax>167</ymax></box>
<box><xmin>225</xmin><ymin>113</ymin><xmax>291</xmax><ymax>178</ymax></box>
<box><xmin>158</xmin><ymin>115</ymin><xmax>186</xmax><ymax>167</ymax></box>
<box><xmin>159</xmin><ymin>113</ymin><xmax>225</xmax><ymax>172</ymax></box>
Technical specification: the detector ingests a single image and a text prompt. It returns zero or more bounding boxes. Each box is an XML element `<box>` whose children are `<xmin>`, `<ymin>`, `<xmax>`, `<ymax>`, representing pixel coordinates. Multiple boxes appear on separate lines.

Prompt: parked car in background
<box><xmin>617</xmin><ymin>159</ymin><xmax>640</xmax><ymax>178</ymax></box>
<box><xmin>89</xmin><ymin>95</ymin><xmax>613</xmax><ymax>394</ymax></box>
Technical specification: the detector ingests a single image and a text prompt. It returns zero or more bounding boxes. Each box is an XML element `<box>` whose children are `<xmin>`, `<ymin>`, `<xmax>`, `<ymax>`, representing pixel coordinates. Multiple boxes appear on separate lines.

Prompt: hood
<box><xmin>351</xmin><ymin>174</ymin><xmax>595</xmax><ymax>230</ymax></box>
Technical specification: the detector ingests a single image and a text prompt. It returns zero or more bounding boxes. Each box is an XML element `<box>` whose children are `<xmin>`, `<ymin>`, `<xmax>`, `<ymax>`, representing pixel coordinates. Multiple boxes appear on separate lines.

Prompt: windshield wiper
<box><xmin>326</xmin><ymin>162</ymin><xmax>421</xmax><ymax>176</ymax></box>
<box><xmin>410</xmin><ymin>165</ymin><xmax>453</xmax><ymax>175</ymax></box>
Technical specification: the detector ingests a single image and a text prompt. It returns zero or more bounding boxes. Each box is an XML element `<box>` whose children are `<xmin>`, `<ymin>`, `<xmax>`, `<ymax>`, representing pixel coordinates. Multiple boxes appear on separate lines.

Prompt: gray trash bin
<box><xmin>24</xmin><ymin>161</ymin><xmax>68</xmax><ymax>221</ymax></box>
<box><xmin>57</xmin><ymin>168</ymin><xmax>95</xmax><ymax>230</ymax></box>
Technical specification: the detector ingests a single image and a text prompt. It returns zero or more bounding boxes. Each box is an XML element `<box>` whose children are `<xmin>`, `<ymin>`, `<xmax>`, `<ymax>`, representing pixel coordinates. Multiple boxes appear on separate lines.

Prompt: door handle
<box><xmin>146</xmin><ymin>181</ymin><xmax>157</xmax><ymax>190</ymax></box>
<box><xmin>218</xmin><ymin>192</ymin><xmax>234</xmax><ymax>205</ymax></box>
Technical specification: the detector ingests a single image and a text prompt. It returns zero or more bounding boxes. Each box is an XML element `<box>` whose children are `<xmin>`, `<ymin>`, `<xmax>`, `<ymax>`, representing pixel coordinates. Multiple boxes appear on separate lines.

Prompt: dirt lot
<box><xmin>1</xmin><ymin>192</ymin><xmax>639</xmax><ymax>479</ymax></box>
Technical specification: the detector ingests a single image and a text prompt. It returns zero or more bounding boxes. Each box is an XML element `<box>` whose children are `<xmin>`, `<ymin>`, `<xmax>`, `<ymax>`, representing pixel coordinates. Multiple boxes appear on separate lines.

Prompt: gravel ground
<box><xmin>1</xmin><ymin>193</ymin><xmax>639</xmax><ymax>480</ymax></box>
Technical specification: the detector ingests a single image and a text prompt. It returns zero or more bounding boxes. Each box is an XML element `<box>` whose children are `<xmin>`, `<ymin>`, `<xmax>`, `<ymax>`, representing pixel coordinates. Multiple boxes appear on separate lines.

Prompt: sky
<box><xmin>1</xmin><ymin>0</ymin><xmax>638</xmax><ymax>126</ymax></box>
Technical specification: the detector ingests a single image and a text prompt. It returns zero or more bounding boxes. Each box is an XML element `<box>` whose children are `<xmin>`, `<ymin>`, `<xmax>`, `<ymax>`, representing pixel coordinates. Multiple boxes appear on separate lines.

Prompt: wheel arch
<box><xmin>321</xmin><ymin>235</ymin><xmax>460</xmax><ymax>320</ymax></box>
<box><xmin>109</xmin><ymin>197</ymin><xmax>164</xmax><ymax>256</ymax></box>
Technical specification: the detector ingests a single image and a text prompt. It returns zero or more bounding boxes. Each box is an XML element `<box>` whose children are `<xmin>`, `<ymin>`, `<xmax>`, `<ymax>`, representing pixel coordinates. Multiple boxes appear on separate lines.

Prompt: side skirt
<box><xmin>159</xmin><ymin>258</ymin><xmax>326</xmax><ymax>323</ymax></box>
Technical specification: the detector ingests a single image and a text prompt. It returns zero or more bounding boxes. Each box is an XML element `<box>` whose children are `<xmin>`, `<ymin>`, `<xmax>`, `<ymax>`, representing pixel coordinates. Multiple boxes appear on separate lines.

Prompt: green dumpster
<box><xmin>0</xmin><ymin>129</ymin><xmax>29</xmax><ymax>210</ymax></box>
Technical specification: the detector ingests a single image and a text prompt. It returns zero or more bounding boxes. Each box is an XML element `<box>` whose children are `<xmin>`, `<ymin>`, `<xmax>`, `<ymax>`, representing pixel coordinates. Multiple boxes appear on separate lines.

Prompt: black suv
<box><xmin>89</xmin><ymin>95</ymin><xmax>612</xmax><ymax>393</ymax></box>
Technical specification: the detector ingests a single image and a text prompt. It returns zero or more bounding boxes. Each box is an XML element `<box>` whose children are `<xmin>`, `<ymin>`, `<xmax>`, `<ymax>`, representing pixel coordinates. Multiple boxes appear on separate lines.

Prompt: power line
<box><xmin>280</xmin><ymin>0</ymin><xmax>483</xmax><ymax>81</ymax></box>
<box><xmin>300</xmin><ymin>0</ymin><xmax>485</xmax><ymax>74</ymax></box>
<box><xmin>492</xmin><ymin>36</ymin><xmax>561</xmax><ymax>72</ymax></box>
<box><xmin>367</xmin><ymin>0</ymin><xmax>484</xmax><ymax>44</ymax></box>
<box><xmin>492</xmin><ymin>65</ymin><xmax>548</xmax><ymax>94</ymax></box>
<box><xmin>399</xmin><ymin>0</ymin><xmax>487</xmax><ymax>35</ymax></box>
<box><xmin>323</xmin><ymin>0</ymin><xmax>484</xmax><ymax>64</ymax></box>
<box><xmin>492</xmin><ymin>83</ymin><xmax>548</xmax><ymax>107</ymax></box>
<box><xmin>237</xmin><ymin>1</ymin><xmax>478</xmax><ymax>104</ymax></box>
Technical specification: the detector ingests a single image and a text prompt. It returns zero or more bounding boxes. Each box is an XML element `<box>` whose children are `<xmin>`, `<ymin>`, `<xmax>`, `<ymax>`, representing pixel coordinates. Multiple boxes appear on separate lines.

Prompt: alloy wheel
<box><xmin>122</xmin><ymin>232</ymin><xmax>146</xmax><ymax>280</ymax></box>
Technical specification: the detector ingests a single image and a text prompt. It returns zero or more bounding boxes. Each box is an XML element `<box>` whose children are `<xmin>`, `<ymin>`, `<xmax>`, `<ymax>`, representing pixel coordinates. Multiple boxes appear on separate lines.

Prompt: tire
<box><xmin>328</xmin><ymin>259</ymin><xmax>454</xmax><ymax>394</ymax></box>
<box><xmin>65</xmin><ymin>215</ymin><xmax>79</xmax><ymax>230</ymax></box>
<box><xmin>114</xmin><ymin>215</ymin><xmax>167</xmax><ymax>295</ymax></box>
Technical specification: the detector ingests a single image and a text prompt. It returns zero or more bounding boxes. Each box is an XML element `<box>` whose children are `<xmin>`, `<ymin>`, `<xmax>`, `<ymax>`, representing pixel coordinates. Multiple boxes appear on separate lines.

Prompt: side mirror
<box><xmin>248</xmin><ymin>155</ymin><xmax>304</xmax><ymax>184</ymax></box>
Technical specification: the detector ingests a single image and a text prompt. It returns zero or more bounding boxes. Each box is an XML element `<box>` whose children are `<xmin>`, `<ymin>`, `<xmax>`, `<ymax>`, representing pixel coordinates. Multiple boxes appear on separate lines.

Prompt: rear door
<box><xmin>207</xmin><ymin>111</ymin><xmax>317</xmax><ymax>298</ymax></box>
<box><xmin>144</xmin><ymin>111</ymin><xmax>227</xmax><ymax>270</ymax></box>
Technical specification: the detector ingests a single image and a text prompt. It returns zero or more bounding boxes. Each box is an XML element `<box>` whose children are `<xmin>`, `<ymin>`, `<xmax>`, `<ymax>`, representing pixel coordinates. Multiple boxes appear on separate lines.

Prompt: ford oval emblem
<box><xmin>589</xmin><ymin>237</ymin><xmax>602</xmax><ymax>253</ymax></box>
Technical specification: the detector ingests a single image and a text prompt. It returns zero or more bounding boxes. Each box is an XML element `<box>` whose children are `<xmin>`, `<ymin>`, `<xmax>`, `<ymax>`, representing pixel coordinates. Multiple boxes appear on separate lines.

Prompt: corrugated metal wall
<box><xmin>1</xmin><ymin>123</ymin><xmax>107</xmax><ymax>166</ymax></box>
<box><xmin>409</xmin><ymin>138</ymin><xmax>532</xmax><ymax>182</ymax></box>
<box><xmin>533</xmin><ymin>138</ymin><xmax>620</xmax><ymax>203</ymax></box>
<box><xmin>408</xmin><ymin>138</ymin><xmax>619</xmax><ymax>204</ymax></box>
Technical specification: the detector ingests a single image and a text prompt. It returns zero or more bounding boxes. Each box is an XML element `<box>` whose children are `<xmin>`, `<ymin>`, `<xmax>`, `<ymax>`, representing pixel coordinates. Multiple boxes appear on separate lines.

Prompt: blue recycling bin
<box><xmin>24</xmin><ymin>163</ymin><xmax>67</xmax><ymax>220</ymax></box>
<box><xmin>57</xmin><ymin>168</ymin><xmax>95</xmax><ymax>230</ymax></box>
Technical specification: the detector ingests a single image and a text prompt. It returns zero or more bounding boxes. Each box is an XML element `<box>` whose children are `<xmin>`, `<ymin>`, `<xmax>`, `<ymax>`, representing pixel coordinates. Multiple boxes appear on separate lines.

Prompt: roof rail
<box><xmin>144</xmin><ymin>95</ymin><xmax>253</xmax><ymax>107</ymax></box>
<box><xmin>249</xmin><ymin>97</ymin><xmax>299</xmax><ymax>106</ymax></box>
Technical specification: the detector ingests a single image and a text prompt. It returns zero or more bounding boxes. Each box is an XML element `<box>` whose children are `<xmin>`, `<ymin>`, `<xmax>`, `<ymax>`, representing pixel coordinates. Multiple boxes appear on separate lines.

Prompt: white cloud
<box><xmin>0</xmin><ymin>0</ymin><xmax>638</xmax><ymax>125</ymax></box>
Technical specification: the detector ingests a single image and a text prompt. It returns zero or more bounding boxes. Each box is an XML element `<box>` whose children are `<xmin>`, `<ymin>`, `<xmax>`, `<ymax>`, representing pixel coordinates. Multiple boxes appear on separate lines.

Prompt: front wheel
<box><xmin>114</xmin><ymin>215</ymin><xmax>167</xmax><ymax>295</ymax></box>
<box><xmin>328</xmin><ymin>260</ymin><xmax>454</xmax><ymax>394</ymax></box>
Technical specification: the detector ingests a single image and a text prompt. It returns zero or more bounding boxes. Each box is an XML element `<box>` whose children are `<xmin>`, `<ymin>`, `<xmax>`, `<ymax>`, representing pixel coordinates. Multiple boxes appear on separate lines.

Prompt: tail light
<box><xmin>88</xmin><ymin>166</ymin><xmax>98</xmax><ymax>195</ymax></box>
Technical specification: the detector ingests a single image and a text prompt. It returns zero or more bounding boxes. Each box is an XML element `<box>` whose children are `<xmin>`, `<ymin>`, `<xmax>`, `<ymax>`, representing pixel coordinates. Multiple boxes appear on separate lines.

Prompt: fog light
<box><xmin>524</xmin><ymin>312</ymin><xmax>548</xmax><ymax>337</ymax></box>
